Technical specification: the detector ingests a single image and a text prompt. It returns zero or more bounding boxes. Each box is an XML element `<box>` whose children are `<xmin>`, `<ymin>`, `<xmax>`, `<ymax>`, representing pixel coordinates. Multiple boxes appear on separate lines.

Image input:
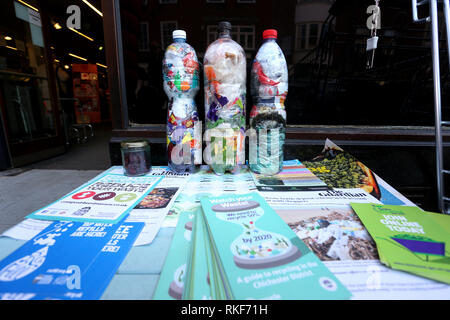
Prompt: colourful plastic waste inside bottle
<box><xmin>163</xmin><ymin>30</ymin><xmax>201</xmax><ymax>173</ymax></box>
<box><xmin>249</xmin><ymin>29</ymin><xmax>288</xmax><ymax>176</ymax></box>
<box><xmin>204</xmin><ymin>21</ymin><xmax>247</xmax><ymax>175</ymax></box>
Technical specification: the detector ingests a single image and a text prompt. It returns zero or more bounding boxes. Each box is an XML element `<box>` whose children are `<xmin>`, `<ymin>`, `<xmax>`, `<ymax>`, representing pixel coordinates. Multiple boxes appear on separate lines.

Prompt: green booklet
<box><xmin>200</xmin><ymin>192</ymin><xmax>352</xmax><ymax>300</ymax></box>
<box><xmin>351</xmin><ymin>203</ymin><xmax>450</xmax><ymax>284</ymax></box>
<box><xmin>153</xmin><ymin>210</ymin><xmax>196</xmax><ymax>300</ymax></box>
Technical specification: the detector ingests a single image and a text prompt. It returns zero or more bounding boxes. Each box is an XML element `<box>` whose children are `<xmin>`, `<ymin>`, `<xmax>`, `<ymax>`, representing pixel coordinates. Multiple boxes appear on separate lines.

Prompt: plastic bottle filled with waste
<box><xmin>163</xmin><ymin>30</ymin><xmax>201</xmax><ymax>173</ymax></box>
<box><xmin>204</xmin><ymin>21</ymin><xmax>246</xmax><ymax>175</ymax></box>
<box><xmin>249</xmin><ymin>29</ymin><xmax>288</xmax><ymax>176</ymax></box>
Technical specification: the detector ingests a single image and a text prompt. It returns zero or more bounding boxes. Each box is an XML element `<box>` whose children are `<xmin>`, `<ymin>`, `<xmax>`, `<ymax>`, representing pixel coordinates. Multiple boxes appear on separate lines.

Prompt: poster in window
<box><xmin>72</xmin><ymin>64</ymin><xmax>101</xmax><ymax>124</ymax></box>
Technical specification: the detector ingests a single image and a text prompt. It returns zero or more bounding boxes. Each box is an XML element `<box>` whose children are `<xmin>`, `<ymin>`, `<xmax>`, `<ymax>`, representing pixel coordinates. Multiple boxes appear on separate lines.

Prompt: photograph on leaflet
<box><xmin>278</xmin><ymin>207</ymin><xmax>378</xmax><ymax>261</ymax></box>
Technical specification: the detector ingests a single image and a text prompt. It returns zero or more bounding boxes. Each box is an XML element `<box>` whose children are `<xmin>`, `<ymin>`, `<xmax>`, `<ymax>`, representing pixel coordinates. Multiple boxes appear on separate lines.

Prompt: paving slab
<box><xmin>0</xmin><ymin>169</ymin><xmax>102</xmax><ymax>234</ymax></box>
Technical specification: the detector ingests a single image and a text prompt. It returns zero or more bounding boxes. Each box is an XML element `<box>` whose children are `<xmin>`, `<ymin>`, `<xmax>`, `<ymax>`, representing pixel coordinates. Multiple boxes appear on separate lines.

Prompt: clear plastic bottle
<box><xmin>163</xmin><ymin>30</ymin><xmax>201</xmax><ymax>173</ymax></box>
<box><xmin>204</xmin><ymin>21</ymin><xmax>246</xmax><ymax>175</ymax></box>
<box><xmin>249</xmin><ymin>29</ymin><xmax>288</xmax><ymax>175</ymax></box>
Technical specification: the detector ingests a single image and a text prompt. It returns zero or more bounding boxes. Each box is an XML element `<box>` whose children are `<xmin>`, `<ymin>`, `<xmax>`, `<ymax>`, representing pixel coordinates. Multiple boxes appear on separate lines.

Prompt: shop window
<box><xmin>117</xmin><ymin>0</ymin><xmax>449</xmax><ymax>127</ymax></box>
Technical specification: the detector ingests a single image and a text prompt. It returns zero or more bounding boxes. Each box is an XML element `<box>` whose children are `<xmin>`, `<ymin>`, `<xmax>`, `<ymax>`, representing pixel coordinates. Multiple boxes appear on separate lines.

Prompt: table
<box><xmin>0</xmin><ymin>162</ymin><xmax>448</xmax><ymax>300</ymax></box>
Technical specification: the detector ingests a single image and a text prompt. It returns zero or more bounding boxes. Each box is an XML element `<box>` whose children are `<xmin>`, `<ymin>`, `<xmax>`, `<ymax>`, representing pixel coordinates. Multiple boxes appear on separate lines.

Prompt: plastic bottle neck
<box><xmin>262</xmin><ymin>38</ymin><xmax>277</xmax><ymax>44</ymax></box>
<box><xmin>218</xmin><ymin>30</ymin><xmax>231</xmax><ymax>39</ymax></box>
<box><xmin>173</xmin><ymin>38</ymin><xmax>186</xmax><ymax>43</ymax></box>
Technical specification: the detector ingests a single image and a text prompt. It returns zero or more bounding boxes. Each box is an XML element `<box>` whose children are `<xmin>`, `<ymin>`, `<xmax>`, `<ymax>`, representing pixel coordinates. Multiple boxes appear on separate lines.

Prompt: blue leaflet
<box><xmin>0</xmin><ymin>221</ymin><xmax>143</xmax><ymax>300</ymax></box>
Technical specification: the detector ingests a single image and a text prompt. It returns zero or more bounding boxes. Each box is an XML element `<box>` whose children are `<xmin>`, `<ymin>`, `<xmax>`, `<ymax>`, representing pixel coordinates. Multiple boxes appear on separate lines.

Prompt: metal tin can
<box><xmin>120</xmin><ymin>140</ymin><xmax>151</xmax><ymax>176</ymax></box>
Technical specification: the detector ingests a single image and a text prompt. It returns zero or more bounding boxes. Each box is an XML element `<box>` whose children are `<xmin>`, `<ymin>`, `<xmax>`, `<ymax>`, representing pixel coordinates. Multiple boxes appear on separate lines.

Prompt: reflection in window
<box><xmin>139</xmin><ymin>22</ymin><xmax>149</xmax><ymax>52</ymax></box>
<box><xmin>207</xmin><ymin>25</ymin><xmax>255</xmax><ymax>50</ymax></box>
<box><xmin>308</xmin><ymin>23</ymin><xmax>319</xmax><ymax>47</ymax></box>
<box><xmin>0</xmin><ymin>0</ymin><xmax>56</xmax><ymax>142</ymax></box>
<box><xmin>160</xmin><ymin>21</ymin><xmax>178</xmax><ymax>49</ymax></box>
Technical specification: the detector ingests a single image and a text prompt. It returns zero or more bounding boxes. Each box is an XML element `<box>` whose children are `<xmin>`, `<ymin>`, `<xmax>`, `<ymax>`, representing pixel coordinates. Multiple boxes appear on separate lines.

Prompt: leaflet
<box><xmin>26</xmin><ymin>172</ymin><xmax>162</xmax><ymax>224</ymax></box>
<box><xmin>251</xmin><ymin>159</ymin><xmax>328</xmax><ymax>192</ymax></box>
<box><xmin>351</xmin><ymin>203</ymin><xmax>450</xmax><ymax>285</ymax></box>
<box><xmin>200</xmin><ymin>192</ymin><xmax>352</xmax><ymax>300</ymax></box>
<box><xmin>125</xmin><ymin>166</ymin><xmax>190</xmax><ymax>246</ymax></box>
<box><xmin>0</xmin><ymin>220</ymin><xmax>144</xmax><ymax>300</ymax></box>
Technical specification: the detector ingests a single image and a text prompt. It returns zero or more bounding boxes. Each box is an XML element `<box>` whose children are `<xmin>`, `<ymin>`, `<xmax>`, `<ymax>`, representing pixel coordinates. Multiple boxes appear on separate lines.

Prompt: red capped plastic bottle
<box><xmin>249</xmin><ymin>29</ymin><xmax>288</xmax><ymax>175</ymax></box>
<box><xmin>203</xmin><ymin>21</ymin><xmax>246</xmax><ymax>175</ymax></box>
<box><xmin>163</xmin><ymin>30</ymin><xmax>201</xmax><ymax>173</ymax></box>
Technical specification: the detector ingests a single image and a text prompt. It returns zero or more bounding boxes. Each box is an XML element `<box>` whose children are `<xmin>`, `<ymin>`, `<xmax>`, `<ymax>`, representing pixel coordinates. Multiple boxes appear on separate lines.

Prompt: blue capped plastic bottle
<box><xmin>162</xmin><ymin>30</ymin><xmax>201</xmax><ymax>173</ymax></box>
<box><xmin>249</xmin><ymin>29</ymin><xmax>288</xmax><ymax>176</ymax></box>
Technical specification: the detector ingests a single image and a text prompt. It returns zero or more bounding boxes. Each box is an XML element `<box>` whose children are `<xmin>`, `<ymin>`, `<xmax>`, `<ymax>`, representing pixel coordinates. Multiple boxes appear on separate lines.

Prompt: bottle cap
<box><xmin>172</xmin><ymin>30</ymin><xmax>186</xmax><ymax>40</ymax></box>
<box><xmin>218</xmin><ymin>21</ymin><xmax>232</xmax><ymax>32</ymax></box>
<box><xmin>263</xmin><ymin>29</ymin><xmax>278</xmax><ymax>39</ymax></box>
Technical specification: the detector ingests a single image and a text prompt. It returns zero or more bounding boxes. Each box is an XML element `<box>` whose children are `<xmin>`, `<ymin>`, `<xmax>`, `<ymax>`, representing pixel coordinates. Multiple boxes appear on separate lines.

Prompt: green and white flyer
<box><xmin>200</xmin><ymin>192</ymin><xmax>352</xmax><ymax>299</ymax></box>
<box><xmin>351</xmin><ymin>203</ymin><xmax>450</xmax><ymax>284</ymax></box>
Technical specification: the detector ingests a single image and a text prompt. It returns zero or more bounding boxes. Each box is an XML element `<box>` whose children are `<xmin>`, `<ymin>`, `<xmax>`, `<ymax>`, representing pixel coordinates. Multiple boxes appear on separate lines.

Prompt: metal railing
<box><xmin>412</xmin><ymin>0</ymin><xmax>450</xmax><ymax>213</ymax></box>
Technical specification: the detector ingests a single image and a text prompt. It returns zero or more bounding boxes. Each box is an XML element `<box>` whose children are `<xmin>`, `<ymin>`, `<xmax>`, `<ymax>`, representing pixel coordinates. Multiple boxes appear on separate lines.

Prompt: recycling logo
<box><xmin>114</xmin><ymin>193</ymin><xmax>137</xmax><ymax>202</ymax></box>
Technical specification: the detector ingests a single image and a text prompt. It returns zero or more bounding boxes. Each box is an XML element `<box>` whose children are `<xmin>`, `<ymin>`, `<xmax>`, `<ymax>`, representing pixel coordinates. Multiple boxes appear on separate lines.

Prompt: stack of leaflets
<box><xmin>154</xmin><ymin>192</ymin><xmax>351</xmax><ymax>300</ymax></box>
<box><xmin>351</xmin><ymin>203</ymin><xmax>450</xmax><ymax>284</ymax></box>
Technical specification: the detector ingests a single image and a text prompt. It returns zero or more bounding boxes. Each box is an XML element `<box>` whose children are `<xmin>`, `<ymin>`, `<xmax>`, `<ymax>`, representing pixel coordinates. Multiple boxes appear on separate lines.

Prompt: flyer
<box><xmin>351</xmin><ymin>203</ymin><xmax>450</xmax><ymax>284</ymax></box>
<box><xmin>302</xmin><ymin>139</ymin><xmax>382</xmax><ymax>200</ymax></box>
<box><xmin>125</xmin><ymin>166</ymin><xmax>190</xmax><ymax>246</ymax></box>
<box><xmin>0</xmin><ymin>220</ymin><xmax>144</xmax><ymax>300</ymax></box>
<box><xmin>251</xmin><ymin>159</ymin><xmax>329</xmax><ymax>192</ymax></box>
<box><xmin>26</xmin><ymin>172</ymin><xmax>162</xmax><ymax>224</ymax></box>
<box><xmin>200</xmin><ymin>192</ymin><xmax>352</xmax><ymax>300</ymax></box>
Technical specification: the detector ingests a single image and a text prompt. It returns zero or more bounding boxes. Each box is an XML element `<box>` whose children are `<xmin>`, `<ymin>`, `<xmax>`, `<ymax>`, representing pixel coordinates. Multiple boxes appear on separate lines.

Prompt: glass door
<box><xmin>0</xmin><ymin>0</ymin><xmax>64</xmax><ymax>167</ymax></box>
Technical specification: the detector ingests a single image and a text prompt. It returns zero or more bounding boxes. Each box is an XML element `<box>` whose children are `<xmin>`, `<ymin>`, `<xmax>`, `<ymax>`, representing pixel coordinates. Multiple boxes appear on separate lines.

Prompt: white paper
<box><xmin>125</xmin><ymin>167</ymin><xmax>190</xmax><ymax>246</ymax></box>
<box><xmin>1</xmin><ymin>219</ymin><xmax>52</xmax><ymax>241</ymax></box>
<box><xmin>261</xmin><ymin>188</ymin><xmax>382</xmax><ymax>210</ymax></box>
<box><xmin>325</xmin><ymin>260</ymin><xmax>450</xmax><ymax>300</ymax></box>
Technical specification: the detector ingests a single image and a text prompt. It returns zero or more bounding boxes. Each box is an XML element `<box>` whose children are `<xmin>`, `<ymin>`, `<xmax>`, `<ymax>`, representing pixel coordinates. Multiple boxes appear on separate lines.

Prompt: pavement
<box><xmin>0</xmin><ymin>123</ymin><xmax>112</xmax><ymax>234</ymax></box>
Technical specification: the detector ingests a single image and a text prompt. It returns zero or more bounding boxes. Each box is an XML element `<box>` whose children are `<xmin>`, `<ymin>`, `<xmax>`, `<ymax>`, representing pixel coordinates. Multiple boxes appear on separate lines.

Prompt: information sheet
<box><xmin>26</xmin><ymin>172</ymin><xmax>162</xmax><ymax>224</ymax></box>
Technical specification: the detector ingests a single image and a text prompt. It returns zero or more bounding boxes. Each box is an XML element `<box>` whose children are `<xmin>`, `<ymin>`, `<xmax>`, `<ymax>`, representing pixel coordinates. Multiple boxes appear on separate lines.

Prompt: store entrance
<box><xmin>0</xmin><ymin>0</ymin><xmax>64</xmax><ymax>168</ymax></box>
